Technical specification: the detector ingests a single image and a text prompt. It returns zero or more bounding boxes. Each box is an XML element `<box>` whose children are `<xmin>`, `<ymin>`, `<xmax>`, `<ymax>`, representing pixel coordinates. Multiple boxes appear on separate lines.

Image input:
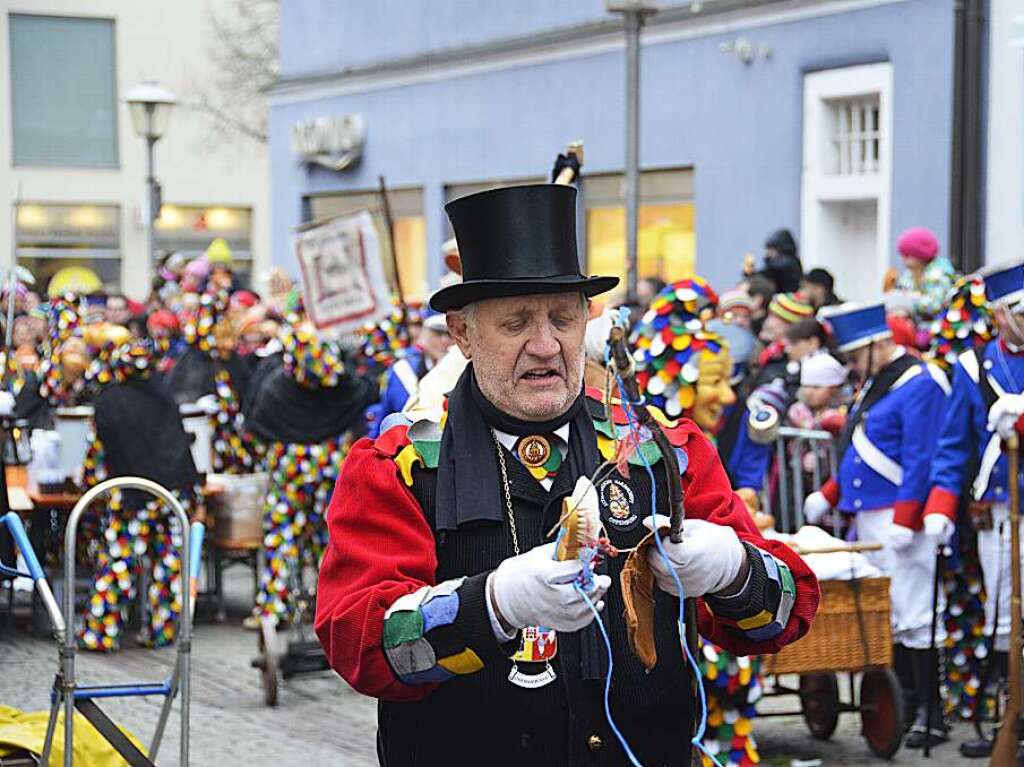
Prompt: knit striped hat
<box><xmin>767</xmin><ymin>292</ymin><xmax>813</xmax><ymax>324</ymax></box>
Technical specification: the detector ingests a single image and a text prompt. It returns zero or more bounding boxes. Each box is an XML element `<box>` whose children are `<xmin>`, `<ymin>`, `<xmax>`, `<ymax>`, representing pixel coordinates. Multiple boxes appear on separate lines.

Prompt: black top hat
<box><xmin>429</xmin><ymin>184</ymin><xmax>619</xmax><ymax>312</ymax></box>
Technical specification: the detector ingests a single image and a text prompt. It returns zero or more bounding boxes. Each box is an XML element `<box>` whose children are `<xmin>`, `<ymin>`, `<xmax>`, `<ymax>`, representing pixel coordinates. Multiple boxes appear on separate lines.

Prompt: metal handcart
<box><xmin>0</xmin><ymin>476</ymin><xmax>204</xmax><ymax>766</ymax></box>
<box><xmin>759</xmin><ymin>570</ymin><xmax>904</xmax><ymax>759</ymax></box>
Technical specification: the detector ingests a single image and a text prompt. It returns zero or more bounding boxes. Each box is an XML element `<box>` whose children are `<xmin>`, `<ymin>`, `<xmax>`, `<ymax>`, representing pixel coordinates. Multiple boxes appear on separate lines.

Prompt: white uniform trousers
<box><xmin>856</xmin><ymin>507</ymin><xmax>947</xmax><ymax>650</ymax></box>
<box><xmin>977</xmin><ymin>503</ymin><xmax>1024</xmax><ymax>653</ymax></box>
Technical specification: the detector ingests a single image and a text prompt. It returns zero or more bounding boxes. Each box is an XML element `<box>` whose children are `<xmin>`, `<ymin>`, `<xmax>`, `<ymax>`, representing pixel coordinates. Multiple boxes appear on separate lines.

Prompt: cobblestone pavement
<box><xmin>0</xmin><ymin>569</ymin><xmax>975</xmax><ymax>766</ymax></box>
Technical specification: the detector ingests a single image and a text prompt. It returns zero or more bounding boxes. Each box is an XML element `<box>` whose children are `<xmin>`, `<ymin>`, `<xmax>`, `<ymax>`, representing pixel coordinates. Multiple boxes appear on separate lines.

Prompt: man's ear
<box><xmin>446</xmin><ymin>311</ymin><xmax>472</xmax><ymax>359</ymax></box>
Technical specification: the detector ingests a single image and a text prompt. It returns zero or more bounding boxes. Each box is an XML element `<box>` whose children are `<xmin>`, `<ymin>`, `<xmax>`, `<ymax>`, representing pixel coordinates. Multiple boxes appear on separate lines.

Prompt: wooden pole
<box><xmin>990</xmin><ymin>432</ymin><xmax>1022</xmax><ymax>766</ymax></box>
<box><xmin>377</xmin><ymin>175</ymin><xmax>405</xmax><ymax>308</ymax></box>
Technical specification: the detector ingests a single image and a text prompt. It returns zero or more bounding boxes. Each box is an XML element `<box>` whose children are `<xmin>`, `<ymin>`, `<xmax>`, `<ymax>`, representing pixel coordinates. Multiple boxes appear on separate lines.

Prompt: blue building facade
<box><xmin>270</xmin><ymin>0</ymin><xmax>956</xmax><ymax>302</ymax></box>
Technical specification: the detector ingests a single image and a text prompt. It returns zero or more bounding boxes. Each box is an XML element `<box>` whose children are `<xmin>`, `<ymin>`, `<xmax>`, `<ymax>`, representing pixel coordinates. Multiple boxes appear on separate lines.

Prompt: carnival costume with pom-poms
<box><xmin>244</xmin><ymin>320</ymin><xmax>378</xmax><ymax>626</ymax></box>
<box><xmin>165</xmin><ymin>291</ymin><xmax>259</xmax><ymax>473</ymax></box>
<box><xmin>631</xmin><ymin>277</ymin><xmax>767</xmax><ymax>767</ymax></box>
<box><xmin>77</xmin><ymin>339</ymin><xmax>202</xmax><ymax>651</ymax></box>
<box><xmin>913</xmin><ymin>274</ymin><xmax>995</xmax><ymax>721</ymax></box>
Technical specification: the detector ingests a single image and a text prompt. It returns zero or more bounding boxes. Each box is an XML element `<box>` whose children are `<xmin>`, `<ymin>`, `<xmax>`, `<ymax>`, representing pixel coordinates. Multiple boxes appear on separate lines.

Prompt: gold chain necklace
<box><xmin>491</xmin><ymin>429</ymin><xmax>521</xmax><ymax>556</ymax></box>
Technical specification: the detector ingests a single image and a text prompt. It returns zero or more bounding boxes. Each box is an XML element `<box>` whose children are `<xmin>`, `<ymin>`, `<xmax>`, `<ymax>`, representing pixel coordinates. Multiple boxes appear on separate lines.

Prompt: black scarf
<box><xmin>435</xmin><ymin>365</ymin><xmax>601</xmax><ymax>532</ymax></box>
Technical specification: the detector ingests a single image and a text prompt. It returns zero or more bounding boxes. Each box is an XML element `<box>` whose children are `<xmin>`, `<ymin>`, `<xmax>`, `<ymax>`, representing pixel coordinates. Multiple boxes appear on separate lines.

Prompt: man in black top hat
<box><xmin>316</xmin><ymin>185</ymin><xmax>818</xmax><ymax>766</ymax></box>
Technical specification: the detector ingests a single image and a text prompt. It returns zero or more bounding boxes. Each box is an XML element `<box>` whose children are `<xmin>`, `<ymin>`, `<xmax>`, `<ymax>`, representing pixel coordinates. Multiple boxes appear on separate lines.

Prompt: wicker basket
<box><xmin>761</xmin><ymin>577</ymin><xmax>892</xmax><ymax>676</ymax></box>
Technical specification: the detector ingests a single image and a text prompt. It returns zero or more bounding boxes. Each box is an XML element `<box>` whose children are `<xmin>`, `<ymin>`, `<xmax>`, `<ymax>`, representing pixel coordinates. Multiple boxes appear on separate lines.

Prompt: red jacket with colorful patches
<box><xmin>316</xmin><ymin>389</ymin><xmax>819</xmax><ymax>708</ymax></box>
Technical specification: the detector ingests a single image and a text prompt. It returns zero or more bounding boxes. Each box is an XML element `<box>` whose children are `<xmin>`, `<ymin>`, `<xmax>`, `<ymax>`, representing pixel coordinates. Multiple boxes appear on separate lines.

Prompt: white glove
<box><xmin>195</xmin><ymin>394</ymin><xmax>220</xmax><ymax>415</ymax></box>
<box><xmin>888</xmin><ymin>523</ymin><xmax>915</xmax><ymax>552</ymax></box>
<box><xmin>0</xmin><ymin>391</ymin><xmax>15</xmax><ymax>417</ymax></box>
<box><xmin>803</xmin><ymin>491</ymin><xmax>832</xmax><ymax>525</ymax></box>
<box><xmin>987</xmin><ymin>393</ymin><xmax>1024</xmax><ymax>440</ymax></box>
<box><xmin>489</xmin><ymin>542</ymin><xmax>610</xmax><ymax>633</ymax></box>
<box><xmin>642</xmin><ymin>514</ymin><xmax>745</xmax><ymax>598</ymax></box>
<box><xmin>923</xmin><ymin>513</ymin><xmax>954</xmax><ymax>545</ymax></box>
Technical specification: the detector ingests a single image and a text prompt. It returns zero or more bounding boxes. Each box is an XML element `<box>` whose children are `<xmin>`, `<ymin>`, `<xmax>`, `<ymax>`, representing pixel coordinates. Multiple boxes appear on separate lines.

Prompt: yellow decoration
<box><xmin>437</xmin><ymin>648</ymin><xmax>484</xmax><ymax>675</ymax></box>
<box><xmin>48</xmin><ymin>266</ymin><xmax>102</xmax><ymax>297</ymax></box>
<box><xmin>394</xmin><ymin>444</ymin><xmax>425</xmax><ymax>487</ymax></box>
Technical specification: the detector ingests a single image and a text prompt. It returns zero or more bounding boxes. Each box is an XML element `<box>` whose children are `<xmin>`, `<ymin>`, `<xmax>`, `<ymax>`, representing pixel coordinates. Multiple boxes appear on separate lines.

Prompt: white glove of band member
<box><xmin>489</xmin><ymin>542</ymin><xmax>610</xmax><ymax>633</ymax></box>
<box><xmin>987</xmin><ymin>394</ymin><xmax>1024</xmax><ymax>440</ymax></box>
<box><xmin>0</xmin><ymin>391</ymin><xmax>15</xmax><ymax>418</ymax></box>
<box><xmin>803</xmin><ymin>491</ymin><xmax>832</xmax><ymax>525</ymax></box>
<box><xmin>923</xmin><ymin>513</ymin><xmax>955</xmax><ymax>545</ymax></box>
<box><xmin>196</xmin><ymin>393</ymin><xmax>220</xmax><ymax>415</ymax></box>
<box><xmin>888</xmin><ymin>523</ymin><xmax>915</xmax><ymax>552</ymax></box>
<box><xmin>642</xmin><ymin>514</ymin><xmax>746</xmax><ymax>598</ymax></box>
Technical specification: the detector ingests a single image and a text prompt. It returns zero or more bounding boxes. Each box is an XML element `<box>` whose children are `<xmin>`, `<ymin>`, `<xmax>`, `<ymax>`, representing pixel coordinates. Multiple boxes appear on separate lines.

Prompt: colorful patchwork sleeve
<box><xmin>703</xmin><ymin>542</ymin><xmax>797</xmax><ymax>643</ymax></box>
<box><xmin>315</xmin><ymin>437</ymin><xmax>510</xmax><ymax>703</ymax></box>
<box><xmin>382</xmin><ymin>574</ymin><xmax>506</xmax><ymax>685</ymax></box>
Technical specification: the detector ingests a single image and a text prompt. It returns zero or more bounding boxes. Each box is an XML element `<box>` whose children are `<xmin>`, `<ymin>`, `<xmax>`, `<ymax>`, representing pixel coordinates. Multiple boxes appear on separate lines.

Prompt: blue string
<box><xmin>595</xmin><ymin>330</ymin><xmax>722</xmax><ymax>766</ymax></box>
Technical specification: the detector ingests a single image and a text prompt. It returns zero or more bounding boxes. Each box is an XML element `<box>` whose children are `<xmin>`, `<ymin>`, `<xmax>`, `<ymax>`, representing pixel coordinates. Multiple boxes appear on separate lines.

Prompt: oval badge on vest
<box><xmin>599</xmin><ymin>478</ymin><xmax>639</xmax><ymax>532</ymax></box>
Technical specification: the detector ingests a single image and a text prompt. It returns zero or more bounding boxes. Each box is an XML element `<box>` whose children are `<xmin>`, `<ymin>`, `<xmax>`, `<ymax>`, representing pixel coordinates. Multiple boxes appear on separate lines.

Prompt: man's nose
<box><xmin>523</xmin><ymin>323</ymin><xmax>560</xmax><ymax>358</ymax></box>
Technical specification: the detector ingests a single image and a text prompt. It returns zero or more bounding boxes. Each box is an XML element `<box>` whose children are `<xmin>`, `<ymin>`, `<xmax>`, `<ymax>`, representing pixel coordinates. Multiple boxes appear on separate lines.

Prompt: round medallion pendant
<box><xmin>517</xmin><ymin>435</ymin><xmax>551</xmax><ymax>468</ymax></box>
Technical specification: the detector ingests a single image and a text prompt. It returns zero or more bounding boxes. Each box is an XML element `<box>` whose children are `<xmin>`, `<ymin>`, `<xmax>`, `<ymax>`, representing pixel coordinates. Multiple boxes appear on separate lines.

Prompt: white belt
<box><xmin>974</xmin><ymin>433</ymin><xmax>1003</xmax><ymax>501</ymax></box>
<box><xmin>851</xmin><ymin>425</ymin><xmax>903</xmax><ymax>486</ymax></box>
<box><xmin>393</xmin><ymin>358</ymin><xmax>420</xmax><ymax>398</ymax></box>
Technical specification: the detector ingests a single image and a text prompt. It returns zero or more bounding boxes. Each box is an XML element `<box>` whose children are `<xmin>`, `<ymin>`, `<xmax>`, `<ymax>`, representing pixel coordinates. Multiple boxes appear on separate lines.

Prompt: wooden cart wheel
<box><xmin>258</xmin><ymin>616</ymin><xmax>279</xmax><ymax>707</ymax></box>
<box><xmin>860</xmin><ymin>668</ymin><xmax>904</xmax><ymax>758</ymax></box>
<box><xmin>799</xmin><ymin>673</ymin><xmax>840</xmax><ymax>739</ymax></box>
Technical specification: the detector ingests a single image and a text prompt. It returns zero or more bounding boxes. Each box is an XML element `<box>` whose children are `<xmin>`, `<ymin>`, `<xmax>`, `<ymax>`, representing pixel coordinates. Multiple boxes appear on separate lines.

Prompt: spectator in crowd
<box><xmin>761</xmin><ymin>228</ymin><xmax>803</xmax><ymax>293</ymax></box>
<box><xmin>744</xmin><ymin>273</ymin><xmax>776</xmax><ymax>334</ymax></box>
<box><xmin>717</xmin><ymin>288</ymin><xmax>754</xmax><ymax>330</ymax></box>
<box><xmin>801</xmin><ymin>268</ymin><xmax>841</xmax><ymax>308</ymax></box>
<box><xmin>104</xmin><ymin>293</ymin><xmax>134</xmax><ymax>326</ymax></box>
<box><xmin>892</xmin><ymin>227</ymin><xmax>957</xmax><ymax>325</ymax></box>
<box><xmin>636</xmin><ymin>276</ymin><xmax>667</xmax><ymax>307</ymax></box>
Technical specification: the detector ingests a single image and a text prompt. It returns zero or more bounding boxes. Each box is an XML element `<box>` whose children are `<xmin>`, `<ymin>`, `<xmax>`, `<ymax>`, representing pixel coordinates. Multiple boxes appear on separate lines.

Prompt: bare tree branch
<box><xmin>191</xmin><ymin>0</ymin><xmax>279</xmax><ymax>146</ymax></box>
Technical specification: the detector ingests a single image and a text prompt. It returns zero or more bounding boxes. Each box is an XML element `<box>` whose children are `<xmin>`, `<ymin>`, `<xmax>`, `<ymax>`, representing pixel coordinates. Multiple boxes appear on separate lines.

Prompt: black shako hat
<box><xmin>429</xmin><ymin>184</ymin><xmax>619</xmax><ymax>312</ymax></box>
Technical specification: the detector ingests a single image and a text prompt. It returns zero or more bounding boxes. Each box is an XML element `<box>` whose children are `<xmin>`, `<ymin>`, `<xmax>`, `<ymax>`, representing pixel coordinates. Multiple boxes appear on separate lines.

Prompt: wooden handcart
<box><xmin>759</xmin><ymin>576</ymin><xmax>905</xmax><ymax>759</ymax></box>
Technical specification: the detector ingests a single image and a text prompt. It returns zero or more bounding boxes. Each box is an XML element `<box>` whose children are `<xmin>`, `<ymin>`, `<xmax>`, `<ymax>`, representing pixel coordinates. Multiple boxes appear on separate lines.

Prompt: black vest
<box><xmin>377</xmin><ymin>414</ymin><xmax>695</xmax><ymax>767</ymax></box>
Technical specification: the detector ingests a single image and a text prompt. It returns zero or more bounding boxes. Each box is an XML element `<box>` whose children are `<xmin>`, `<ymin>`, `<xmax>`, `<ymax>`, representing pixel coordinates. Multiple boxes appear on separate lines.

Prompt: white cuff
<box><xmin>486</xmin><ymin>573</ymin><xmax>517</xmax><ymax>643</ymax></box>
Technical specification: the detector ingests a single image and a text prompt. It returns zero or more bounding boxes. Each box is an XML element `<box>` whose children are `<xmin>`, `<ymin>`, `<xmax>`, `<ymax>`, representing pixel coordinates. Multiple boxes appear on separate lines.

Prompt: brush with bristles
<box><xmin>550</xmin><ymin>477</ymin><xmax>608</xmax><ymax>590</ymax></box>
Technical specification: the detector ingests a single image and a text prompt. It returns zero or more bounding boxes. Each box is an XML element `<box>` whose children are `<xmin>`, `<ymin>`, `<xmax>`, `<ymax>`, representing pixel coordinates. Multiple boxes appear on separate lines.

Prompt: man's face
<box><xmin>993</xmin><ymin>305</ymin><xmax>1024</xmax><ymax>346</ymax></box>
<box><xmin>801</xmin><ymin>281</ymin><xmax>826</xmax><ymax>308</ymax></box>
<box><xmin>105</xmin><ymin>298</ymin><xmax>131</xmax><ymax>325</ymax></box>
<box><xmin>448</xmin><ymin>292</ymin><xmax>587</xmax><ymax>422</ymax></box>
<box><xmin>759</xmin><ymin>313</ymin><xmax>788</xmax><ymax>343</ymax></box>
<box><xmin>420</xmin><ymin>327</ymin><xmax>453</xmax><ymax>364</ymax></box>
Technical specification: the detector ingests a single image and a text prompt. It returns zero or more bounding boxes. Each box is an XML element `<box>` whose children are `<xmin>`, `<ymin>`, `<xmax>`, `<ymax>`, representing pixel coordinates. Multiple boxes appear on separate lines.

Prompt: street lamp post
<box><xmin>607</xmin><ymin>1</ymin><xmax>659</xmax><ymax>304</ymax></box>
<box><xmin>124</xmin><ymin>82</ymin><xmax>177</xmax><ymax>269</ymax></box>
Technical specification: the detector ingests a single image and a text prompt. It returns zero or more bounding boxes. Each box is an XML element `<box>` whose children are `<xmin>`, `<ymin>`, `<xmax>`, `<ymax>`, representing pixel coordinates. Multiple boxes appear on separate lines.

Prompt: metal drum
<box><xmin>179</xmin><ymin>403</ymin><xmax>214</xmax><ymax>475</ymax></box>
<box><xmin>206</xmin><ymin>472</ymin><xmax>269</xmax><ymax>546</ymax></box>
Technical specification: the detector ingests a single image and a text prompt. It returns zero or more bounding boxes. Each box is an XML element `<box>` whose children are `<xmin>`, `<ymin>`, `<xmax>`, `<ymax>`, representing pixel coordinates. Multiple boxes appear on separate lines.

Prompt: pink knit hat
<box><xmin>897</xmin><ymin>227</ymin><xmax>939</xmax><ymax>262</ymax></box>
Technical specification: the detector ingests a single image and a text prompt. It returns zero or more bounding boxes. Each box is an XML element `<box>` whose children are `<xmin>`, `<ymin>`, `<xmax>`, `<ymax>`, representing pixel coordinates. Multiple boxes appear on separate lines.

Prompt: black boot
<box><xmin>905</xmin><ymin>648</ymin><xmax>949</xmax><ymax>749</ymax></box>
<box><xmin>892</xmin><ymin>643</ymin><xmax>917</xmax><ymax>731</ymax></box>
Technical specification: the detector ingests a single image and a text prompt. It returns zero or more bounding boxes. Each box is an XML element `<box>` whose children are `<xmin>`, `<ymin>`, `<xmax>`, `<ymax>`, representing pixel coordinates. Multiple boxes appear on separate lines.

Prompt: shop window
<box><xmin>155</xmin><ymin>205</ymin><xmax>253</xmax><ymax>285</ymax></box>
<box><xmin>583</xmin><ymin>169</ymin><xmax>695</xmax><ymax>291</ymax></box>
<box><xmin>15</xmin><ymin>203</ymin><xmax>121</xmax><ymax>294</ymax></box>
<box><xmin>9</xmin><ymin>15</ymin><xmax>118</xmax><ymax>168</ymax></box>
<box><xmin>307</xmin><ymin>188</ymin><xmax>426</xmax><ymax>303</ymax></box>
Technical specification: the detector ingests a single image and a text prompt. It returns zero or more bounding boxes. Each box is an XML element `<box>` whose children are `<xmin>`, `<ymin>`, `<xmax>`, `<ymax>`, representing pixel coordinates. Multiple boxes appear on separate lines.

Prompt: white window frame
<box><xmin>801</xmin><ymin>62</ymin><xmax>894</xmax><ymax>287</ymax></box>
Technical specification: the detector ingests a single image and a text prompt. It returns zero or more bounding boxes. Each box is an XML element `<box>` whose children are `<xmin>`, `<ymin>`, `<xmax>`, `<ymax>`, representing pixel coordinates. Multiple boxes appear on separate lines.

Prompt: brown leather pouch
<box><xmin>621</xmin><ymin>523</ymin><xmax>670</xmax><ymax>671</ymax></box>
<box><xmin>968</xmin><ymin>500</ymin><xmax>993</xmax><ymax>531</ymax></box>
